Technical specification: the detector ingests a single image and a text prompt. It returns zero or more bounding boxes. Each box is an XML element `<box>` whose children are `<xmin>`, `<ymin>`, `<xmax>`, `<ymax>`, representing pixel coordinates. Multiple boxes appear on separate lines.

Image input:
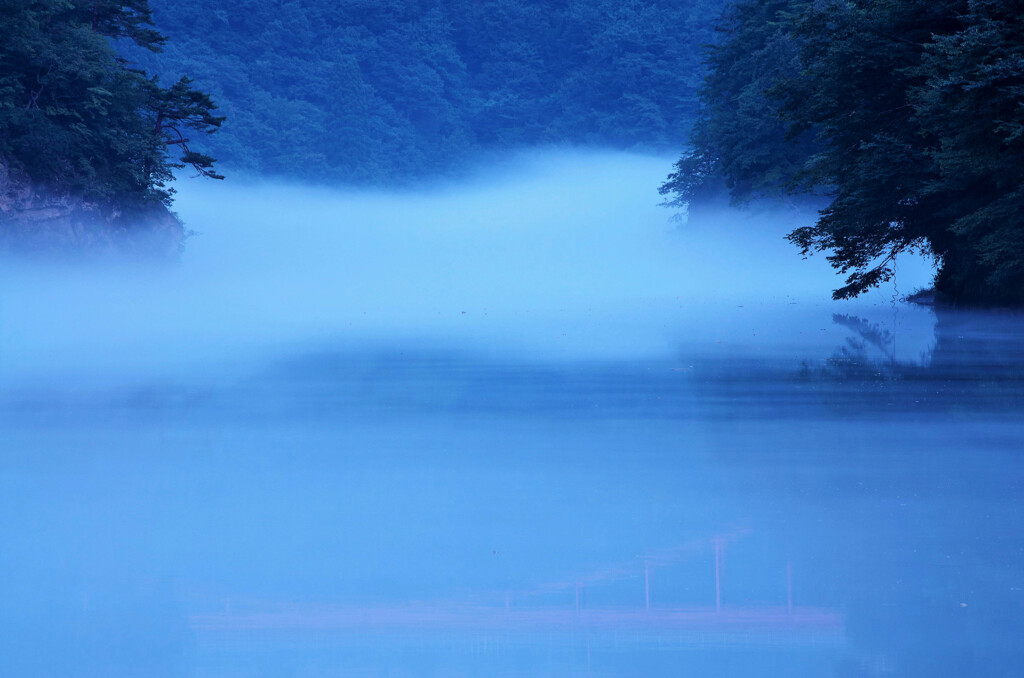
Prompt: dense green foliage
<box><xmin>118</xmin><ymin>0</ymin><xmax>726</xmax><ymax>184</ymax></box>
<box><xmin>663</xmin><ymin>0</ymin><xmax>1024</xmax><ymax>304</ymax></box>
<box><xmin>661</xmin><ymin>0</ymin><xmax>814</xmax><ymax>201</ymax></box>
<box><xmin>0</xmin><ymin>0</ymin><xmax>222</xmax><ymax>211</ymax></box>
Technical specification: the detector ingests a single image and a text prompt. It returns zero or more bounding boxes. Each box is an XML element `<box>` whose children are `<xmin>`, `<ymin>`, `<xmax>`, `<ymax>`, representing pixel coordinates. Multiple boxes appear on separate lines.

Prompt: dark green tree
<box><xmin>0</xmin><ymin>0</ymin><xmax>222</xmax><ymax>214</ymax></box>
<box><xmin>79</xmin><ymin>0</ymin><xmax>166</xmax><ymax>49</ymax></box>
<box><xmin>665</xmin><ymin>0</ymin><xmax>1024</xmax><ymax>304</ymax></box>
<box><xmin>143</xmin><ymin>75</ymin><xmax>226</xmax><ymax>198</ymax></box>
<box><xmin>910</xmin><ymin>0</ymin><xmax>1024</xmax><ymax>301</ymax></box>
<box><xmin>118</xmin><ymin>0</ymin><xmax>729</xmax><ymax>184</ymax></box>
<box><xmin>660</xmin><ymin>0</ymin><xmax>814</xmax><ymax>204</ymax></box>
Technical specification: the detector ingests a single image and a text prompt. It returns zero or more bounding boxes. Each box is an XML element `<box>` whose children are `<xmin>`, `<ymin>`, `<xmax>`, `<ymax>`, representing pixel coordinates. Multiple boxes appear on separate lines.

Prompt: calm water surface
<box><xmin>1</xmin><ymin>153</ymin><xmax>1022</xmax><ymax>677</ymax></box>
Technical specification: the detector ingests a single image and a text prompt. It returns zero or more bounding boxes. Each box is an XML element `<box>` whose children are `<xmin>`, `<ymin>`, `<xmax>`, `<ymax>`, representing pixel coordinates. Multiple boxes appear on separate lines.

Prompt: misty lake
<box><xmin>1</xmin><ymin>152</ymin><xmax>1022</xmax><ymax>677</ymax></box>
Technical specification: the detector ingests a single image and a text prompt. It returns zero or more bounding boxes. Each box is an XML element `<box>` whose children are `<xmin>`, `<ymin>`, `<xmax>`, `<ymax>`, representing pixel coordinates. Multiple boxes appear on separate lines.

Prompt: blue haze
<box><xmin>1</xmin><ymin>152</ymin><xmax>1022</xmax><ymax>677</ymax></box>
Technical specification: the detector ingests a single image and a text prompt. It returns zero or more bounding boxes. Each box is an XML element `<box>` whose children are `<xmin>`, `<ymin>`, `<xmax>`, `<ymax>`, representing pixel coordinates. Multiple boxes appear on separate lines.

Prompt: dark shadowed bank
<box><xmin>0</xmin><ymin>1</ymin><xmax>222</xmax><ymax>257</ymax></box>
<box><xmin>0</xmin><ymin>159</ymin><xmax>183</xmax><ymax>257</ymax></box>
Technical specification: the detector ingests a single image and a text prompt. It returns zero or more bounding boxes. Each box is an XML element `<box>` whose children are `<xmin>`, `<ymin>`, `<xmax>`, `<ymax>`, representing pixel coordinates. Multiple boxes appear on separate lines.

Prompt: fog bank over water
<box><xmin>6</xmin><ymin>151</ymin><xmax>1024</xmax><ymax>678</ymax></box>
<box><xmin>0</xmin><ymin>150</ymin><xmax>934</xmax><ymax>384</ymax></box>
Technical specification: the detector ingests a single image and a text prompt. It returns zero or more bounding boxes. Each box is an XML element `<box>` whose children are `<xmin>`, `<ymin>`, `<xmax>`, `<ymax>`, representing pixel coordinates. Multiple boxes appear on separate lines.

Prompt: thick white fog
<box><xmin>8</xmin><ymin>151</ymin><xmax>1024</xmax><ymax>678</ymax></box>
<box><xmin>0</xmin><ymin>150</ymin><xmax>936</xmax><ymax>385</ymax></box>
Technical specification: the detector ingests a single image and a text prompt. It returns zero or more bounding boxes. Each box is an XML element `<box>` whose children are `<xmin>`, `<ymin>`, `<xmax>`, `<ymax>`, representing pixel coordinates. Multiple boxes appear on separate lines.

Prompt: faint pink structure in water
<box><xmin>190</xmin><ymin>530</ymin><xmax>844</xmax><ymax>646</ymax></box>
<box><xmin>712</xmin><ymin>537</ymin><xmax>724</xmax><ymax>612</ymax></box>
<box><xmin>787</xmin><ymin>560</ymin><xmax>793</xmax><ymax>615</ymax></box>
<box><xmin>644</xmin><ymin>559</ymin><xmax>650</xmax><ymax>611</ymax></box>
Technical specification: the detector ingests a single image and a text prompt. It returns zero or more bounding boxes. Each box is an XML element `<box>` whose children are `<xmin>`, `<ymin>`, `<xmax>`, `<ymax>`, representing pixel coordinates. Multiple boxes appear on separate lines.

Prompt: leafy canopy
<box><xmin>119</xmin><ymin>0</ymin><xmax>728</xmax><ymax>184</ymax></box>
<box><xmin>0</xmin><ymin>0</ymin><xmax>223</xmax><ymax>210</ymax></box>
<box><xmin>663</xmin><ymin>0</ymin><xmax>1024</xmax><ymax>304</ymax></box>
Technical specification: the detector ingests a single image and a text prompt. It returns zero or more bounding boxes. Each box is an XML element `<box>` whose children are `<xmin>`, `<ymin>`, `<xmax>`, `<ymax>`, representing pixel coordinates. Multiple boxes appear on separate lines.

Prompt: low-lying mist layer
<box><xmin>0</xmin><ymin>151</ymin><xmax>936</xmax><ymax>385</ymax></box>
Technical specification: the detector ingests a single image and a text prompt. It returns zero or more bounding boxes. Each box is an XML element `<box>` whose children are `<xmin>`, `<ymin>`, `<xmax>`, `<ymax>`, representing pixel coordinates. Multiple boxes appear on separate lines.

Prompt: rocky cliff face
<box><xmin>0</xmin><ymin>159</ymin><xmax>184</xmax><ymax>258</ymax></box>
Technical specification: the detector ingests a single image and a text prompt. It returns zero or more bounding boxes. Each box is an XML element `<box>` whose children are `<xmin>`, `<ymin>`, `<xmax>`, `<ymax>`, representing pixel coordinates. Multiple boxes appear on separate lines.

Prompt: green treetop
<box><xmin>664</xmin><ymin>0</ymin><xmax>1024</xmax><ymax>305</ymax></box>
<box><xmin>0</xmin><ymin>0</ymin><xmax>223</xmax><ymax>213</ymax></box>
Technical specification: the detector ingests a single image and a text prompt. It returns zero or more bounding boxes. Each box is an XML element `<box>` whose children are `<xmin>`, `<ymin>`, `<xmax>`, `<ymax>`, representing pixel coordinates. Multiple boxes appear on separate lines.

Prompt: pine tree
<box><xmin>0</xmin><ymin>0</ymin><xmax>223</xmax><ymax>214</ymax></box>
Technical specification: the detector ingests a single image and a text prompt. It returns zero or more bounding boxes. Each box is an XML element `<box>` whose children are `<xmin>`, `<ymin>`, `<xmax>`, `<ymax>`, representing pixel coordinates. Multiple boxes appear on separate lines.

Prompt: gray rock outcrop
<box><xmin>0</xmin><ymin>158</ymin><xmax>184</xmax><ymax>258</ymax></box>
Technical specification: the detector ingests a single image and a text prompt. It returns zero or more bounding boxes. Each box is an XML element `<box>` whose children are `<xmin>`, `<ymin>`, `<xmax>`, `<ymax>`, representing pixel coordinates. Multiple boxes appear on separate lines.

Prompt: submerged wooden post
<box><xmin>787</xmin><ymin>560</ymin><xmax>793</xmax><ymax>614</ymax></box>
<box><xmin>644</xmin><ymin>559</ymin><xmax>650</xmax><ymax>610</ymax></box>
<box><xmin>713</xmin><ymin>538</ymin><xmax>723</xmax><ymax>612</ymax></box>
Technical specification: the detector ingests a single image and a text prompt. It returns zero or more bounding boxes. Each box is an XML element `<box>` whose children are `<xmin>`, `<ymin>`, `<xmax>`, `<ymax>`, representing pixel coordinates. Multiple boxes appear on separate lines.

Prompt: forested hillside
<box><xmin>662</xmin><ymin>0</ymin><xmax>1024</xmax><ymax>304</ymax></box>
<box><xmin>0</xmin><ymin>0</ymin><xmax>223</xmax><ymax>251</ymax></box>
<box><xmin>122</xmin><ymin>0</ymin><xmax>726</xmax><ymax>183</ymax></box>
